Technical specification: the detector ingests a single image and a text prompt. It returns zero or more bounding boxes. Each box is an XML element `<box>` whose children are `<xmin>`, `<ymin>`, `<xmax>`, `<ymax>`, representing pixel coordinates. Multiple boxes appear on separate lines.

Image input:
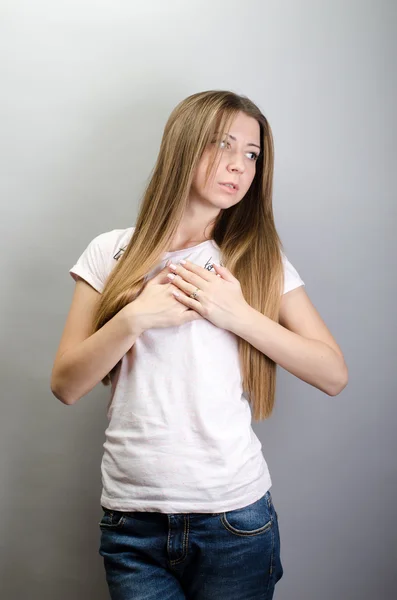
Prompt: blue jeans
<box><xmin>98</xmin><ymin>489</ymin><xmax>283</xmax><ymax>599</ymax></box>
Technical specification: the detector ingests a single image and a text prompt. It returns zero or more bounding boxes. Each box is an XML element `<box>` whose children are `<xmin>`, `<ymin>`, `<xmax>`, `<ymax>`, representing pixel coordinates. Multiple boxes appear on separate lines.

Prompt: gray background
<box><xmin>0</xmin><ymin>1</ymin><xmax>395</xmax><ymax>598</ymax></box>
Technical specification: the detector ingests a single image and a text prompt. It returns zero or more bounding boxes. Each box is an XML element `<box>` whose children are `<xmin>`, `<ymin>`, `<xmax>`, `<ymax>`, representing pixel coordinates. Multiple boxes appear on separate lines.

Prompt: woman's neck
<box><xmin>167</xmin><ymin>237</ymin><xmax>211</xmax><ymax>252</ymax></box>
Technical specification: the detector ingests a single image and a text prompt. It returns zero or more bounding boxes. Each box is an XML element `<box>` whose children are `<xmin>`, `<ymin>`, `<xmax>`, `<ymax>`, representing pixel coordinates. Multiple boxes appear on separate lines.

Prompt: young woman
<box><xmin>51</xmin><ymin>90</ymin><xmax>348</xmax><ymax>599</ymax></box>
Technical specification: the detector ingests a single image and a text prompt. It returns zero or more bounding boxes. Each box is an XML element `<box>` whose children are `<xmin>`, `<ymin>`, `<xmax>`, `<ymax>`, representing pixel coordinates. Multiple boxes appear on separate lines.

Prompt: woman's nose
<box><xmin>228</xmin><ymin>163</ymin><xmax>243</xmax><ymax>173</ymax></box>
<box><xmin>227</xmin><ymin>156</ymin><xmax>244</xmax><ymax>173</ymax></box>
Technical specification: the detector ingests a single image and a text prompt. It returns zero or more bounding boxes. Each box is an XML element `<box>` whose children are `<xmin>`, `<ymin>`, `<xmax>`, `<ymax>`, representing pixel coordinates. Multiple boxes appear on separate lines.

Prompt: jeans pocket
<box><xmin>99</xmin><ymin>507</ymin><xmax>127</xmax><ymax>529</ymax></box>
<box><xmin>220</xmin><ymin>491</ymin><xmax>273</xmax><ymax>537</ymax></box>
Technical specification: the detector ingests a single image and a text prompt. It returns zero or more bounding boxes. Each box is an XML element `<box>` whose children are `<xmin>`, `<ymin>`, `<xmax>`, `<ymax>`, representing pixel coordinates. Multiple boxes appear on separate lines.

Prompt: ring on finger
<box><xmin>189</xmin><ymin>287</ymin><xmax>200</xmax><ymax>300</ymax></box>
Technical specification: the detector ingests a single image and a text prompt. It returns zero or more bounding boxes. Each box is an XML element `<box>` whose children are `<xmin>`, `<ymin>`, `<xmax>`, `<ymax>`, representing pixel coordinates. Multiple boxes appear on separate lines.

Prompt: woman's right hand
<box><xmin>125</xmin><ymin>263</ymin><xmax>204</xmax><ymax>332</ymax></box>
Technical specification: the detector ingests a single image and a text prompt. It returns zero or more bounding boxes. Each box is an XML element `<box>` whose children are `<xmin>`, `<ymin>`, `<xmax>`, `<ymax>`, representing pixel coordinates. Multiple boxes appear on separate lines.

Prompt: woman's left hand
<box><xmin>166</xmin><ymin>259</ymin><xmax>251</xmax><ymax>331</ymax></box>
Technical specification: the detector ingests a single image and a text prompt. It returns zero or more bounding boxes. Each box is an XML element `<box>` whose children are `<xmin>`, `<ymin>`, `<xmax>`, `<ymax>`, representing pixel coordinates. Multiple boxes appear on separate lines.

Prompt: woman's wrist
<box><xmin>120</xmin><ymin>302</ymin><xmax>148</xmax><ymax>338</ymax></box>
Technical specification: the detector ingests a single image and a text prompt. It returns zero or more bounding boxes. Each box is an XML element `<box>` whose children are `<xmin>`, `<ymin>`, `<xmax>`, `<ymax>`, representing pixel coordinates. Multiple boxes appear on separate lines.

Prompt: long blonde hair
<box><xmin>91</xmin><ymin>90</ymin><xmax>285</xmax><ymax>421</ymax></box>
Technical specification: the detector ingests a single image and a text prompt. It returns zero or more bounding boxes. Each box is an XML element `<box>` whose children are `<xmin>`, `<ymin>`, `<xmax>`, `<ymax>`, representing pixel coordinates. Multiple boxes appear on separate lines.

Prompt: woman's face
<box><xmin>189</xmin><ymin>111</ymin><xmax>261</xmax><ymax>211</ymax></box>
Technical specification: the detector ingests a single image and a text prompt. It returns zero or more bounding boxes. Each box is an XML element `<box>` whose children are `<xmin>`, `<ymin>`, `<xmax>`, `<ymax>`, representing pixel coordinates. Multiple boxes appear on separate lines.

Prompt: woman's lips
<box><xmin>218</xmin><ymin>183</ymin><xmax>238</xmax><ymax>194</ymax></box>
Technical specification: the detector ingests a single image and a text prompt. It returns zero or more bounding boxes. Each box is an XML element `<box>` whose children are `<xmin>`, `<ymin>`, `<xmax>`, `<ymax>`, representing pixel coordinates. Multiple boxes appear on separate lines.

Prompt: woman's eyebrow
<box><xmin>214</xmin><ymin>131</ymin><xmax>261</xmax><ymax>150</ymax></box>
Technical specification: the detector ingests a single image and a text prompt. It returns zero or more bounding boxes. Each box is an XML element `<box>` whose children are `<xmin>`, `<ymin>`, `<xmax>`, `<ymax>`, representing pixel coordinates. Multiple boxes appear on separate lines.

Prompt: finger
<box><xmin>168</xmin><ymin>265</ymin><xmax>208</xmax><ymax>290</ymax></box>
<box><xmin>167</xmin><ymin>273</ymin><xmax>197</xmax><ymax>296</ymax></box>
<box><xmin>211</xmin><ymin>263</ymin><xmax>235</xmax><ymax>282</ymax></box>
<box><xmin>172</xmin><ymin>288</ymin><xmax>202</xmax><ymax>312</ymax></box>
<box><xmin>169</xmin><ymin>260</ymin><xmax>214</xmax><ymax>283</ymax></box>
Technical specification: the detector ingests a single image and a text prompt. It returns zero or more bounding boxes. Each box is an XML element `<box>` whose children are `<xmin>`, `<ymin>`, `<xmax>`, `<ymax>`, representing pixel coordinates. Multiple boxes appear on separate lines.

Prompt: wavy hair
<box><xmin>91</xmin><ymin>90</ymin><xmax>285</xmax><ymax>421</ymax></box>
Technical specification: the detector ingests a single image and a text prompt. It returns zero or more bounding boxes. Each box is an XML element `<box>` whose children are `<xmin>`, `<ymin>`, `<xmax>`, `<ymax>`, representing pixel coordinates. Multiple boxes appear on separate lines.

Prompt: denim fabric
<box><xmin>98</xmin><ymin>490</ymin><xmax>283</xmax><ymax>599</ymax></box>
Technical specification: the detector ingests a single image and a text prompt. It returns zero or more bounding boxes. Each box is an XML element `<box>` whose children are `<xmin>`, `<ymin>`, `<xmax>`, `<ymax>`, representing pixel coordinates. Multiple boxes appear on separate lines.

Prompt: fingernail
<box><xmin>179</xmin><ymin>259</ymin><xmax>186</xmax><ymax>265</ymax></box>
<box><xmin>167</xmin><ymin>273</ymin><xmax>176</xmax><ymax>280</ymax></box>
<box><xmin>169</xmin><ymin>262</ymin><xmax>177</xmax><ymax>270</ymax></box>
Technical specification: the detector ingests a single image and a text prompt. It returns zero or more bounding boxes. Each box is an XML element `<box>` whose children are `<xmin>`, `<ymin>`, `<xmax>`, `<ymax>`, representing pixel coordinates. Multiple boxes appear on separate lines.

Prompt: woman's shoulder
<box><xmin>89</xmin><ymin>226</ymin><xmax>135</xmax><ymax>261</ymax></box>
<box><xmin>69</xmin><ymin>226</ymin><xmax>135</xmax><ymax>292</ymax></box>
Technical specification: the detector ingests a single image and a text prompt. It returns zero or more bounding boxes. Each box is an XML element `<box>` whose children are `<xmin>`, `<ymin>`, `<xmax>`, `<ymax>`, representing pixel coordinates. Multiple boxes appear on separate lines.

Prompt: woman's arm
<box><xmin>229</xmin><ymin>286</ymin><xmax>348</xmax><ymax>396</ymax></box>
<box><xmin>50</xmin><ymin>280</ymin><xmax>143</xmax><ymax>406</ymax></box>
<box><xmin>165</xmin><ymin>260</ymin><xmax>348</xmax><ymax>396</ymax></box>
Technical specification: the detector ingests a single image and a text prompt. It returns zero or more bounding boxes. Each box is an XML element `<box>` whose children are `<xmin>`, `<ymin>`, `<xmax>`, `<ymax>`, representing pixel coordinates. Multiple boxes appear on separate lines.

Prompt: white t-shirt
<box><xmin>69</xmin><ymin>227</ymin><xmax>305</xmax><ymax>513</ymax></box>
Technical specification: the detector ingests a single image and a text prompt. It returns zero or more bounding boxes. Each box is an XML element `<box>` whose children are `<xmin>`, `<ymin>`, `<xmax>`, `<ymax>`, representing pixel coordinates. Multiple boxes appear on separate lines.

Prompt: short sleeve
<box><xmin>69</xmin><ymin>232</ymin><xmax>109</xmax><ymax>293</ymax></box>
<box><xmin>282</xmin><ymin>253</ymin><xmax>305</xmax><ymax>295</ymax></box>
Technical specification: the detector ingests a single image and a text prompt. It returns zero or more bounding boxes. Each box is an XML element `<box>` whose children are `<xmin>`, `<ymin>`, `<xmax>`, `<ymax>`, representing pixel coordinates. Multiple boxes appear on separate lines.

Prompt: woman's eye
<box><xmin>211</xmin><ymin>140</ymin><xmax>258</xmax><ymax>161</ymax></box>
<box><xmin>210</xmin><ymin>139</ymin><xmax>227</xmax><ymax>146</ymax></box>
